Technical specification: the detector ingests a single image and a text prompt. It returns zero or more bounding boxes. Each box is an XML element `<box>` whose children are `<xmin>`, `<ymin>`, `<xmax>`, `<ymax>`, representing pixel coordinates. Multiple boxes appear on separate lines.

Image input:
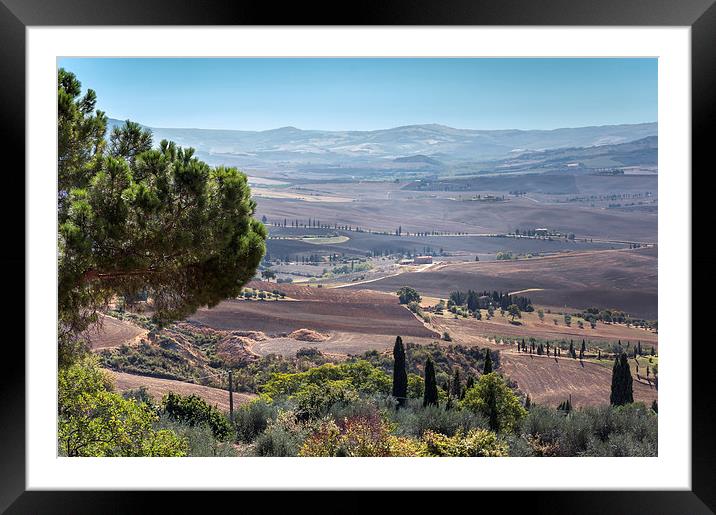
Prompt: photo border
<box><xmin>2</xmin><ymin>0</ymin><xmax>711</xmax><ymax>511</ymax></box>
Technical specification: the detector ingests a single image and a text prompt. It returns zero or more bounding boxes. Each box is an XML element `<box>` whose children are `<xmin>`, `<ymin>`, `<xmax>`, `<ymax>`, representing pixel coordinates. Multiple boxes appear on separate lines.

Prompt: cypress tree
<box><xmin>483</xmin><ymin>349</ymin><xmax>493</xmax><ymax>374</ymax></box>
<box><xmin>465</xmin><ymin>376</ymin><xmax>475</xmax><ymax>392</ymax></box>
<box><xmin>451</xmin><ymin>367</ymin><xmax>462</xmax><ymax>398</ymax></box>
<box><xmin>423</xmin><ymin>357</ymin><xmax>439</xmax><ymax>407</ymax></box>
<box><xmin>392</xmin><ymin>336</ymin><xmax>408</xmax><ymax>408</ymax></box>
<box><xmin>610</xmin><ymin>352</ymin><xmax>634</xmax><ymax>406</ymax></box>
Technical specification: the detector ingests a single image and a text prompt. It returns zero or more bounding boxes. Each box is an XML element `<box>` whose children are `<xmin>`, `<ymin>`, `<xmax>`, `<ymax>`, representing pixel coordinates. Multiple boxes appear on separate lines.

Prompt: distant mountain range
<box><xmin>107</xmin><ymin>119</ymin><xmax>657</xmax><ymax>166</ymax></box>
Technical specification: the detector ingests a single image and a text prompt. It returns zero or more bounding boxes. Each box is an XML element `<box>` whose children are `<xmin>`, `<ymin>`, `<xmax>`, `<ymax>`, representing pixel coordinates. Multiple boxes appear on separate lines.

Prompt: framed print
<box><xmin>2</xmin><ymin>0</ymin><xmax>712</xmax><ymax>512</ymax></box>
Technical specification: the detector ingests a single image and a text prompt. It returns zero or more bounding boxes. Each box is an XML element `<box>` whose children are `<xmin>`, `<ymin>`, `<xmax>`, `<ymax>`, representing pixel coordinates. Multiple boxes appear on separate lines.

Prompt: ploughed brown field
<box><xmin>109</xmin><ymin>370</ymin><xmax>256</xmax><ymax>412</ymax></box>
<box><xmin>498</xmin><ymin>352</ymin><xmax>657</xmax><ymax>407</ymax></box>
<box><xmin>189</xmin><ymin>281</ymin><xmax>438</xmax><ymax>339</ymax></box>
<box><xmin>429</xmin><ymin>317</ymin><xmax>657</xmax><ymax>407</ymax></box>
<box><xmin>345</xmin><ymin>247</ymin><xmax>658</xmax><ymax>319</ymax></box>
<box><xmin>255</xmin><ymin>179</ymin><xmax>658</xmax><ymax>242</ymax></box>
<box><xmin>431</xmin><ymin>307</ymin><xmax>658</xmax><ymax>346</ymax></box>
<box><xmin>86</xmin><ymin>314</ymin><xmax>147</xmax><ymax>350</ymax></box>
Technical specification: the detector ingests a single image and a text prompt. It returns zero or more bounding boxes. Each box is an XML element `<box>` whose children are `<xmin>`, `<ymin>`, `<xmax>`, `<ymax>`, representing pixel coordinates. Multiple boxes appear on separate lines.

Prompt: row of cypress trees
<box><xmin>391</xmin><ymin>336</ymin><xmax>493</xmax><ymax>409</ymax></box>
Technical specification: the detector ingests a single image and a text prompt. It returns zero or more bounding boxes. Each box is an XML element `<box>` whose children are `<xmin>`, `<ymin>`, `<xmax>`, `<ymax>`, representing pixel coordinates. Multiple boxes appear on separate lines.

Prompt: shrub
<box><xmin>299</xmin><ymin>413</ymin><xmax>394</xmax><ymax>457</ymax></box>
<box><xmin>388</xmin><ymin>399</ymin><xmax>487</xmax><ymax>437</ymax></box>
<box><xmin>253</xmin><ymin>410</ymin><xmax>310</xmax><ymax>457</ymax></box>
<box><xmin>162</xmin><ymin>392</ymin><xmax>233</xmax><ymax>441</ymax></box>
<box><xmin>156</xmin><ymin>414</ymin><xmax>238</xmax><ymax>456</ymax></box>
<box><xmin>234</xmin><ymin>399</ymin><xmax>278</xmax><ymax>443</ymax></box>
<box><xmin>421</xmin><ymin>429</ymin><xmax>508</xmax><ymax>457</ymax></box>
<box><xmin>58</xmin><ymin>358</ymin><xmax>187</xmax><ymax>457</ymax></box>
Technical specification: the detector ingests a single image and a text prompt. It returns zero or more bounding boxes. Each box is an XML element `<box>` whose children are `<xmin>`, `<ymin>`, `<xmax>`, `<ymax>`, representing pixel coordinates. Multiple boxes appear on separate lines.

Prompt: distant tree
<box><xmin>610</xmin><ymin>353</ymin><xmax>634</xmax><ymax>406</ymax></box>
<box><xmin>524</xmin><ymin>394</ymin><xmax>531</xmax><ymax>410</ymax></box>
<box><xmin>475</xmin><ymin>309</ymin><xmax>482</xmax><ymax>320</ymax></box>
<box><xmin>651</xmin><ymin>400</ymin><xmax>658</xmax><ymax>413</ymax></box>
<box><xmin>466</xmin><ymin>290</ymin><xmax>480</xmax><ymax>312</ymax></box>
<box><xmin>392</xmin><ymin>336</ymin><xmax>408</xmax><ymax>408</ymax></box>
<box><xmin>507</xmin><ymin>304</ymin><xmax>521</xmax><ymax>321</ymax></box>
<box><xmin>537</xmin><ymin>309</ymin><xmax>545</xmax><ymax>322</ymax></box>
<box><xmin>261</xmin><ymin>269</ymin><xmax>276</xmax><ymax>282</ymax></box>
<box><xmin>569</xmin><ymin>340</ymin><xmax>575</xmax><ymax>359</ymax></box>
<box><xmin>564</xmin><ymin>314</ymin><xmax>572</xmax><ymax>327</ymax></box>
<box><xmin>449</xmin><ymin>290</ymin><xmax>467</xmax><ymax>306</ymax></box>
<box><xmin>423</xmin><ymin>358</ymin><xmax>439</xmax><ymax>407</ymax></box>
<box><xmin>397</xmin><ymin>286</ymin><xmax>421</xmax><ymax>305</ymax></box>
<box><xmin>483</xmin><ymin>349</ymin><xmax>493</xmax><ymax>374</ymax></box>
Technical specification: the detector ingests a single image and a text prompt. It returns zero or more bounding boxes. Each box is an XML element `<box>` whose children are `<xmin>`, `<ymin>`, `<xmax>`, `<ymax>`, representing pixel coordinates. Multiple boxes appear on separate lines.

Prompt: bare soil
<box><xmin>346</xmin><ymin>247</ymin><xmax>658</xmax><ymax>319</ymax></box>
<box><xmin>86</xmin><ymin>314</ymin><xmax>147</xmax><ymax>350</ymax></box>
<box><xmin>108</xmin><ymin>370</ymin><xmax>257</xmax><ymax>412</ymax></box>
<box><xmin>189</xmin><ymin>284</ymin><xmax>437</xmax><ymax>339</ymax></box>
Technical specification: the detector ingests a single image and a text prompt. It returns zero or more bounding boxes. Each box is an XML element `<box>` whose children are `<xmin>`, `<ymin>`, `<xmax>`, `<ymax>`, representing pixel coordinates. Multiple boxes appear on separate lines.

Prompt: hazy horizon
<box><xmin>59</xmin><ymin>58</ymin><xmax>657</xmax><ymax>132</ymax></box>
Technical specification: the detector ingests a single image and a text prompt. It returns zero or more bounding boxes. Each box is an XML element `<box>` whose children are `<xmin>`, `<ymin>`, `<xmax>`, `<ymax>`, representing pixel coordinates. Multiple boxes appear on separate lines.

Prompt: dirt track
<box><xmin>108</xmin><ymin>370</ymin><xmax>256</xmax><ymax>412</ymax></box>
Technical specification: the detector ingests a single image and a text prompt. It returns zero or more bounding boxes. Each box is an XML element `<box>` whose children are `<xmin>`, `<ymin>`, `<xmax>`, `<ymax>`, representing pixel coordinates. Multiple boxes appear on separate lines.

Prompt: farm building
<box><xmin>398</xmin><ymin>258</ymin><xmax>414</xmax><ymax>265</ymax></box>
<box><xmin>413</xmin><ymin>255</ymin><xmax>433</xmax><ymax>264</ymax></box>
<box><xmin>535</xmin><ymin>228</ymin><xmax>550</xmax><ymax>237</ymax></box>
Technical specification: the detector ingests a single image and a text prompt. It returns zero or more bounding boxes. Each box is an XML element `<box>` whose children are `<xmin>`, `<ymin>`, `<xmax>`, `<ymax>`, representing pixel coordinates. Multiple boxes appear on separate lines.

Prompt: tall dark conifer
<box><xmin>423</xmin><ymin>357</ymin><xmax>438</xmax><ymax>407</ymax></box>
<box><xmin>451</xmin><ymin>367</ymin><xmax>462</xmax><ymax>398</ymax></box>
<box><xmin>610</xmin><ymin>352</ymin><xmax>634</xmax><ymax>406</ymax></box>
<box><xmin>483</xmin><ymin>349</ymin><xmax>493</xmax><ymax>374</ymax></box>
<box><xmin>392</xmin><ymin>336</ymin><xmax>408</xmax><ymax>408</ymax></box>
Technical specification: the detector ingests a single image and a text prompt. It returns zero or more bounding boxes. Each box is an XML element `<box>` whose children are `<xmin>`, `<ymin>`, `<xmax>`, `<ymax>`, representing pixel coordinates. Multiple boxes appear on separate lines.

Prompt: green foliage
<box><xmin>461</xmin><ymin>373</ymin><xmax>527</xmax><ymax>433</ymax></box>
<box><xmin>483</xmin><ymin>349</ymin><xmax>493</xmax><ymax>374</ymax></box>
<box><xmin>162</xmin><ymin>392</ymin><xmax>232</xmax><ymax>441</ymax></box>
<box><xmin>261</xmin><ymin>360</ymin><xmax>391</xmax><ymax>399</ymax></box>
<box><xmin>397</xmin><ymin>286</ymin><xmax>421</xmax><ymax>304</ymax></box>
<box><xmin>392</xmin><ymin>336</ymin><xmax>408</xmax><ymax>407</ymax></box>
<box><xmin>57</xmin><ymin>69</ymin><xmax>266</xmax><ymax>365</ymax></box>
<box><xmin>299</xmin><ymin>414</ymin><xmax>395</xmax><ymax>457</ymax></box>
<box><xmin>518</xmin><ymin>403</ymin><xmax>657</xmax><ymax>457</ymax></box>
<box><xmin>507</xmin><ymin>304</ymin><xmax>521</xmax><ymax>321</ymax></box>
<box><xmin>421</xmin><ymin>429</ymin><xmax>508</xmax><ymax>457</ymax></box>
<box><xmin>387</xmin><ymin>399</ymin><xmax>487</xmax><ymax>438</ymax></box>
<box><xmin>610</xmin><ymin>353</ymin><xmax>634</xmax><ymax>406</ymax></box>
<box><xmin>156</xmin><ymin>414</ymin><xmax>238</xmax><ymax>457</ymax></box>
<box><xmin>234</xmin><ymin>398</ymin><xmax>279</xmax><ymax>443</ymax></box>
<box><xmin>423</xmin><ymin>358</ymin><xmax>439</xmax><ymax>407</ymax></box>
<box><xmin>253</xmin><ymin>410</ymin><xmax>312</xmax><ymax>456</ymax></box>
<box><xmin>58</xmin><ymin>359</ymin><xmax>187</xmax><ymax>456</ymax></box>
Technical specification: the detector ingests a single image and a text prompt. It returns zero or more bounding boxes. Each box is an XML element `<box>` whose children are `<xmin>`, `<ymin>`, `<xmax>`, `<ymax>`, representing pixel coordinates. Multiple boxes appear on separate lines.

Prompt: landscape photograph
<box><xmin>57</xmin><ymin>57</ymin><xmax>658</xmax><ymax>458</ymax></box>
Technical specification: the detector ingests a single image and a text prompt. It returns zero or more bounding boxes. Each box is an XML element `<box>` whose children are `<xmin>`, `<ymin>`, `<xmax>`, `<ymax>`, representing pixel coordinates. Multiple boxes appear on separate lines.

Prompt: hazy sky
<box><xmin>58</xmin><ymin>58</ymin><xmax>657</xmax><ymax>131</ymax></box>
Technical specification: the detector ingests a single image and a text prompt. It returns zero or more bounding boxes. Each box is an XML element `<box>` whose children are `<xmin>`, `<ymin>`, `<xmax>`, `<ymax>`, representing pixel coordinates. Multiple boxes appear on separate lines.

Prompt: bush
<box><xmin>299</xmin><ymin>414</ymin><xmax>394</xmax><ymax>457</ymax></box>
<box><xmin>58</xmin><ymin>358</ymin><xmax>187</xmax><ymax>457</ymax></box>
<box><xmin>162</xmin><ymin>392</ymin><xmax>233</xmax><ymax>441</ymax></box>
<box><xmin>253</xmin><ymin>410</ymin><xmax>313</xmax><ymax>456</ymax></box>
<box><xmin>388</xmin><ymin>399</ymin><xmax>488</xmax><ymax>437</ymax></box>
<box><xmin>421</xmin><ymin>429</ymin><xmax>508</xmax><ymax>457</ymax></box>
<box><xmin>156</xmin><ymin>414</ymin><xmax>238</xmax><ymax>456</ymax></box>
<box><xmin>234</xmin><ymin>399</ymin><xmax>278</xmax><ymax>443</ymax></box>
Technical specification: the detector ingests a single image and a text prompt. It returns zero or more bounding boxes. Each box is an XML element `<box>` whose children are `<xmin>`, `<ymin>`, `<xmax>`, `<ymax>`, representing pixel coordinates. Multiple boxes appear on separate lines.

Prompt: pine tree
<box><xmin>483</xmin><ymin>349</ymin><xmax>493</xmax><ymax>374</ymax></box>
<box><xmin>610</xmin><ymin>353</ymin><xmax>634</xmax><ymax>406</ymax></box>
<box><xmin>423</xmin><ymin>357</ymin><xmax>439</xmax><ymax>407</ymax></box>
<box><xmin>392</xmin><ymin>336</ymin><xmax>408</xmax><ymax>408</ymax></box>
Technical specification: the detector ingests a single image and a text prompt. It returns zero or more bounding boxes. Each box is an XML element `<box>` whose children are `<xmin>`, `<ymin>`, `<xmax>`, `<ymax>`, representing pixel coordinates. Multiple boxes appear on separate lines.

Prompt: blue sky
<box><xmin>58</xmin><ymin>58</ymin><xmax>657</xmax><ymax>131</ymax></box>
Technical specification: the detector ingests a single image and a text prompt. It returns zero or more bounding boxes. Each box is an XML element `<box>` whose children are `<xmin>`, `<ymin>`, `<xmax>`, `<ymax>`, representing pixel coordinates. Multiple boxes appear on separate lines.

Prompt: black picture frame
<box><xmin>1</xmin><ymin>0</ymin><xmax>709</xmax><ymax>512</ymax></box>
